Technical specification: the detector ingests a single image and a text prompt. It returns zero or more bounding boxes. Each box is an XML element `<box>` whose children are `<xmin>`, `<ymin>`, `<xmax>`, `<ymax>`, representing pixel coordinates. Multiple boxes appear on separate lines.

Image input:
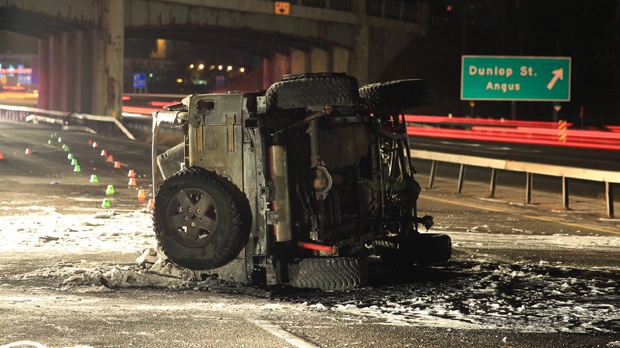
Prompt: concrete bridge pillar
<box><xmin>262</xmin><ymin>57</ymin><xmax>273</xmax><ymax>89</ymax></box>
<box><xmin>60</xmin><ymin>31</ymin><xmax>75</xmax><ymax>111</ymax></box>
<box><xmin>37</xmin><ymin>38</ymin><xmax>49</xmax><ymax>110</ymax></box>
<box><xmin>38</xmin><ymin>30</ymin><xmax>89</xmax><ymax>113</ymax></box>
<box><xmin>36</xmin><ymin>0</ymin><xmax>123</xmax><ymax>117</ymax></box>
<box><xmin>49</xmin><ymin>35</ymin><xmax>62</xmax><ymax>110</ymax></box>
<box><xmin>72</xmin><ymin>30</ymin><xmax>89</xmax><ymax>113</ymax></box>
<box><xmin>263</xmin><ymin>52</ymin><xmax>291</xmax><ymax>88</ymax></box>
<box><xmin>310</xmin><ymin>47</ymin><xmax>330</xmax><ymax>73</ymax></box>
<box><xmin>332</xmin><ymin>46</ymin><xmax>349</xmax><ymax>74</ymax></box>
<box><xmin>92</xmin><ymin>0</ymin><xmax>124</xmax><ymax>118</ymax></box>
<box><xmin>272</xmin><ymin>52</ymin><xmax>290</xmax><ymax>83</ymax></box>
<box><xmin>264</xmin><ymin>46</ymin><xmax>356</xmax><ymax>87</ymax></box>
<box><xmin>350</xmin><ymin>1</ymin><xmax>369</xmax><ymax>85</ymax></box>
<box><xmin>290</xmin><ymin>49</ymin><xmax>309</xmax><ymax>75</ymax></box>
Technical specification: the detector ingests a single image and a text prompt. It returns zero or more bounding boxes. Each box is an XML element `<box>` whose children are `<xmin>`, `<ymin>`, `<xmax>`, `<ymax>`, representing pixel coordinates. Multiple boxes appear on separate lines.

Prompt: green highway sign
<box><xmin>461</xmin><ymin>56</ymin><xmax>571</xmax><ymax>101</ymax></box>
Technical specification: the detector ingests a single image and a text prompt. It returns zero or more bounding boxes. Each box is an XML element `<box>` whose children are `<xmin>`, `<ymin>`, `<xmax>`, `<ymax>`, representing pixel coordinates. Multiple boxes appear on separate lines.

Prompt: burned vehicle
<box><xmin>151</xmin><ymin>73</ymin><xmax>451</xmax><ymax>290</ymax></box>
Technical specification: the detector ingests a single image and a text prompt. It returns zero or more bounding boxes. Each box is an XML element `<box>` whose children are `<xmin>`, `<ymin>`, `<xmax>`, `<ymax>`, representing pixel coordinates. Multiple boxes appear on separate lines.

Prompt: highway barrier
<box><xmin>0</xmin><ymin>104</ymin><xmax>137</xmax><ymax>140</ymax></box>
<box><xmin>412</xmin><ymin>149</ymin><xmax>619</xmax><ymax>218</ymax></box>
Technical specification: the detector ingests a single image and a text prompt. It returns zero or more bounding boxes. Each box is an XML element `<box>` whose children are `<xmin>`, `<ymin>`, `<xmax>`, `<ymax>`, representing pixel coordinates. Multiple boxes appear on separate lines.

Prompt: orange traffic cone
<box><xmin>107</xmin><ymin>155</ymin><xmax>114</xmax><ymax>162</ymax></box>
<box><xmin>114</xmin><ymin>161</ymin><xmax>121</xmax><ymax>169</ymax></box>
<box><xmin>147</xmin><ymin>198</ymin><xmax>155</xmax><ymax>209</ymax></box>
<box><xmin>25</xmin><ymin>148</ymin><xmax>32</xmax><ymax>155</ymax></box>
<box><xmin>92</xmin><ymin>141</ymin><xmax>99</xmax><ymax>148</ymax></box>
<box><xmin>128</xmin><ymin>177</ymin><xmax>137</xmax><ymax>187</ymax></box>
<box><xmin>100</xmin><ymin>149</ymin><xmax>107</xmax><ymax>157</ymax></box>
<box><xmin>127</xmin><ymin>169</ymin><xmax>136</xmax><ymax>178</ymax></box>
<box><xmin>0</xmin><ymin>153</ymin><xmax>4</xmax><ymax>160</ymax></box>
<box><xmin>88</xmin><ymin>139</ymin><xmax>93</xmax><ymax>145</ymax></box>
<box><xmin>137</xmin><ymin>189</ymin><xmax>146</xmax><ymax>202</ymax></box>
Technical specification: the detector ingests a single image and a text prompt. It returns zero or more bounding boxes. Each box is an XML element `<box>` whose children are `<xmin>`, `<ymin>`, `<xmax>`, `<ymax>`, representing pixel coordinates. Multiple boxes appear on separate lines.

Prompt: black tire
<box><xmin>265</xmin><ymin>73</ymin><xmax>360</xmax><ymax>113</ymax></box>
<box><xmin>374</xmin><ymin>233</ymin><xmax>451</xmax><ymax>264</ymax></box>
<box><xmin>359</xmin><ymin>79</ymin><xmax>432</xmax><ymax>114</ymax></box>
<box><xmin>153</xmin><ymin>167</ymin><xmax>251</xmax><ymax>270</ymax></box>
<box><xmin>287</xmin><ymin>257</ymin><xmax>368</xmax><ymax>290</ymax></box>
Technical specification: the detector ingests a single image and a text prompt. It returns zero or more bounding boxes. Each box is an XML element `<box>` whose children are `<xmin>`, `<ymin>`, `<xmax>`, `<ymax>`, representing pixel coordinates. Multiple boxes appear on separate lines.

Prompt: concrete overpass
<box><xmin>0</xmin><ymin>0</ymin><xmax>429</xmax><ymax>117</ymax></box>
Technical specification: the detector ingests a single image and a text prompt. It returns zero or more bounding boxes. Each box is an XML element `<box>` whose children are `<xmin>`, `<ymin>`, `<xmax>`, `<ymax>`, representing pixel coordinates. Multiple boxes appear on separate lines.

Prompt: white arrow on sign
<box><xmin>547</xmin><ymin>68</ymin><xmax>564</xmax><ymax>90</ymax></box>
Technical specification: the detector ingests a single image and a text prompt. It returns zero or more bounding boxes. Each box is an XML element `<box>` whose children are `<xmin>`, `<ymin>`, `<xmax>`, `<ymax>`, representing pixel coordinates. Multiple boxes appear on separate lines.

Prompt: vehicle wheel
<box><xmin>374</xmin><ymin>233</ymin><xmax>451</xmax><ymax>264</ymax></box>
<box><xmin>265</xmin><ymin>73</ymin><xmax>360</xmax><ymax>113</ymax></box>
<box><xmin>359</xmin><ymin>79</ymin><xmax>432</xmax><ymax>114</ymax></box>
<box><xmin>153</xmin><ymin>167</ymin><xmax>251</xmax><ymax>270</ymax></box>
<box><xmin>286</xmin><ymin>257</ymin><xmax>368</xmax><ymax>290</ymax></box>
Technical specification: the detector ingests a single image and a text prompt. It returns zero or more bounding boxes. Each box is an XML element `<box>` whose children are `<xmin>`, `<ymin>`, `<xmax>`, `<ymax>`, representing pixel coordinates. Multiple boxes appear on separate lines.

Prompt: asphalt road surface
<box><xmin>1</xmin><ymin>119</ymin><xmax>619</xmax><ymax>348</ymax></box>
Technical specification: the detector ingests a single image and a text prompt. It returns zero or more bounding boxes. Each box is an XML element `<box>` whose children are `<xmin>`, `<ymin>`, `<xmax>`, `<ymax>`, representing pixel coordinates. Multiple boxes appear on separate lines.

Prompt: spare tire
<box><xmin>266</xmin><ymin>73</ymin><xmax>360</xmax><ymax>113</ymax></box>
<box><xmin>286</xmin><ymin>257</ymin><xmax>368</xmax><ymax>290</ymax></box>
<box><xmin>359</xmin><ymin>79</ymin><xmax>432</xmax><ymax>114</ymax></box>
<box><xmin>153</xmin><ymin>167</ymin><xmax>252</xmax><ymax>270</ymax></box>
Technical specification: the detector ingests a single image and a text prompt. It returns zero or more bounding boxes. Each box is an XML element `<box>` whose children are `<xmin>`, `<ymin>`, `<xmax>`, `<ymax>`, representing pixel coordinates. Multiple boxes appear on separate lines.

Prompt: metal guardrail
<box><xmin>0</xmin><ymin>104</ymin><xmax>138</xmax><ymax>140</ymax></box>
<box><xmin>411</xmin><ymin>149</ymin><xmax>619</xmax><ymax>218</ymax></box>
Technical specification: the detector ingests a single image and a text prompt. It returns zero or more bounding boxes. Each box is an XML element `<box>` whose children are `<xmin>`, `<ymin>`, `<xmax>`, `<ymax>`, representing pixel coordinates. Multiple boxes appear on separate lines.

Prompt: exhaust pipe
<box><xmin>269</xmin><ymin>145</ymin><xmax>292</xmax><ymax>241</ymax></box>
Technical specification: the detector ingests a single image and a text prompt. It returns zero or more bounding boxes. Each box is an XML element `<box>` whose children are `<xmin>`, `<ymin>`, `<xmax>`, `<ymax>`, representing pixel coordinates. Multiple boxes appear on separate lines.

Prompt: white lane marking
<box><xmin>0</xmin><ymin>342</ymin><xmax>48</xmax><ymax>348</ymax></box>
<box><xmin>252</xmin><ymin>320</ymin><xmax>320</xmax><ymax>348</ymax></box>
<box><xmin>0</xmin><ymin>341</ymin><xmax>93</xmax><ymax>348</ymax></box>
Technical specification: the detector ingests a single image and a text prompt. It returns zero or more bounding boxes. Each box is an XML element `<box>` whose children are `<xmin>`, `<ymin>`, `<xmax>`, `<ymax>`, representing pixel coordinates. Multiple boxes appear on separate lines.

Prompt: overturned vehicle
<box><xmin>151</xmin><ymin>73</ymin><xmax>451</xmax><ymax>290</ymax></box>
